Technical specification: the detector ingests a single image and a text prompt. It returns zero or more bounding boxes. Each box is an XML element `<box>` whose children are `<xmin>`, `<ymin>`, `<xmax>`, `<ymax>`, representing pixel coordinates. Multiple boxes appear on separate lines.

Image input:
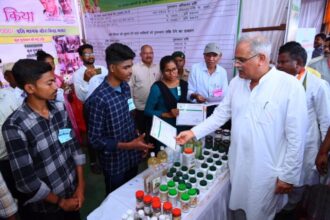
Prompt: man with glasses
<box><xmin>177</xmin><ymin>34</ymin><xmax>308</xmax><ymax>220</ymax></box>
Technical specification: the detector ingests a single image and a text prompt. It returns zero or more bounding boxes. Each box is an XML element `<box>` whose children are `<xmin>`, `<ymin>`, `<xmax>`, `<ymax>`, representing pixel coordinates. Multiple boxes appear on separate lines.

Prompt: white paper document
<box><xmin>150</xmin><ymin>116</ymin><xmax>177</xmax><ymax>150</ymax></box>
<box><xmin>176</xmin><ymin>103</ymin><xmax>207</xmax><ymax>126</ymax></box>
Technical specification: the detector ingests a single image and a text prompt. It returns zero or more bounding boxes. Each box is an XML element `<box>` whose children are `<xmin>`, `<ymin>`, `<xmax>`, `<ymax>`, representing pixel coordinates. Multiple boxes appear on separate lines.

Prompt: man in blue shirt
<box><xmin>86</xmin><ymin>43</ymin><xmax>153</xmax><ymax>194</ymax></box>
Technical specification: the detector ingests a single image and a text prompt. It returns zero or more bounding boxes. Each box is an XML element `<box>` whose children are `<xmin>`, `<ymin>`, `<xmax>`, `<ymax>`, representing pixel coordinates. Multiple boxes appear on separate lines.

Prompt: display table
<box><xmin>87</xmin><ymin>168</ymin><xmax>231</xmax><ymax>220</ymax></box>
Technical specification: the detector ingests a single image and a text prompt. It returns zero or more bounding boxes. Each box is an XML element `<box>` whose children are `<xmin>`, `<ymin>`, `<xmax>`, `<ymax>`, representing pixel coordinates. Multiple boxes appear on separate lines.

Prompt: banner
<box><xmin>0</xmin><ymin>0</ymin><xmax>82</xmax><ymax>86</ymax></box>
<box><xmin>82</xmin><ymin>0</ymin><xmax>240</xmax><ymax>77</ymax></box>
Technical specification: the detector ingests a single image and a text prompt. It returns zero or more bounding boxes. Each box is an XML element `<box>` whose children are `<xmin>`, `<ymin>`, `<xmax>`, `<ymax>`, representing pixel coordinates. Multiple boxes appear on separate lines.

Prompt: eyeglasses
<box><xmin>233</xmin><ymin>54</ymin><xmax>259</xmax><ymax>65</ymax></box>
<box><xmin>83</xmin><ymin>53</ymin><xmax>94</xmax><ymax>57</ymax></box>
<box><xmin>164</xmin><ymin>67</ymin><xmax>178</xmax><ymax>74</ymax></box>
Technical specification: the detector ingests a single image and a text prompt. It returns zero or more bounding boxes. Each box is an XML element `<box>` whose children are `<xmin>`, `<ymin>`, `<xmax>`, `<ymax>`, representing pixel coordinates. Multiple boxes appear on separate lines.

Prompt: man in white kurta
<box><xmin>177</xmin><ymin>35</ymin><xmax>308</xmax><ymax>220</ymax></box>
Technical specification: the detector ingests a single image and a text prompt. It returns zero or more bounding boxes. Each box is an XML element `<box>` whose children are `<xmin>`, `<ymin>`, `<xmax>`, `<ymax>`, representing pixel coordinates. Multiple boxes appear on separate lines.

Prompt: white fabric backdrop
<box><xmin>299</xmin><ymin>0</ymin><xmax>326</xmax><ymax>33</ymax></box>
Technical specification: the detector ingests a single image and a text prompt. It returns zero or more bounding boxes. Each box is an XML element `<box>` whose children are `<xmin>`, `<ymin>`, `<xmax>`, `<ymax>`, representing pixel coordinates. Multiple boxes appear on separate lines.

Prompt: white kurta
<box><xmin>192</xmin><ymin>67</ymin><xmax>308</xmax><ymax>220</ymax></box>
<box><xmin>298</xmin><ymin>70</ymin><xmax>330</xmax><ymax>185</ymax></box>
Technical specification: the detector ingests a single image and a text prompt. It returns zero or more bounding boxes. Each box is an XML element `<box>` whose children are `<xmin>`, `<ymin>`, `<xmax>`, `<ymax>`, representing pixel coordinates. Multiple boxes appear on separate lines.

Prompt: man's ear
<box><xmin>24</xmin><ymin>83</ymin><xmax>35</xmax><ymax>95</ymax></box>
<box><xmin>109</xmin><ymin>64</ymin><xmax>116</xmax><ymax>73</ymax></box>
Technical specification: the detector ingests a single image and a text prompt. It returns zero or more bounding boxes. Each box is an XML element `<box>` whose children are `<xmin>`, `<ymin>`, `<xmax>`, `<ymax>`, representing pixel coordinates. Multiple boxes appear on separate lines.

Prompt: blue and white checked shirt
<box><xmin>2</xmin><ymin>101</ymin><xmax>85</xmax><ymax>213</ymax></box>
<box><xmin>86</xmin><ymin>79</ymin><xmax>141</xmax><ymax>175</ymax></box>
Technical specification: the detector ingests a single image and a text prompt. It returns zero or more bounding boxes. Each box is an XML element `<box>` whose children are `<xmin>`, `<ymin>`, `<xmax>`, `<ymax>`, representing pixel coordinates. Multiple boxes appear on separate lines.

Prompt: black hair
<box><xmin>105</xmin><ymin>43</ymin><xmax>135</xmax><ymax>66</ymax></box>
<box><xmin>326</xmin><ymin>37</ymin><xmax>330</xmax><ymax>42</ymax></box>
<box><xmin>36</xmin><ymin>50</ymin><xmax>53</xmax><ymax>62</ymax></box>
<box><xmin>12</xmin><ymin>59</ymin><xmax>52</xmax><ymax>90</ymax></box>
<box><xmin>279</xmin><ymin>41</ymin><xmax>307</xmax><ymax>66</ymax></box>
<box><xmin>78</xmin><ymin>44</ymin><xmax>93</xmax><ymax>56</ymax></box>
<box><xmin>160</xmin><ymin>55</ymin><xmax>176</xmax><ymax>73</ymax></box>
<box><xmin>315</xmin><ymin>33</ymin><xmax>326</xmax><ymax>41</ymax></box>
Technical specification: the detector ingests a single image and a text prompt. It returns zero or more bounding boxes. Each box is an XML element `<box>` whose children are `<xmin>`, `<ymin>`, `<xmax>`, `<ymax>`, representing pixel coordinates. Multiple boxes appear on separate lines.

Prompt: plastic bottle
<box><xmin>159</xmin><ymin>185</ymin><xmax>168</xmax><ymax>202</ymax></box>
<box><xmin>148</xmin><ymin>152</ymin><xmax>159</xmax><ymax>169</ymax></box>
<box><xmin>168</xmin><ymin>189</ymin><xmax>178</xmax><ymax>207</ymax></box>
<box><xmin>172</xmin><ymin>208</ymin><xmax>181</xmax><ymax>220</ymax></box>
<box><xmin>188</xmin><ymin>188</ymin><xmax>198</xmax><ymax>208</ymax></box>
<box><xmin>152</xmin><ymin>201</ymin><xmax>161</xmax><ymax>217</ymax></box>
<box><xmin>163</xmin><ymin>201</ymin><xmax>172</xmax><ymax>218</ymax></box>
<box><xmin>135</xmin><ymin>190</ymin><xmax>144</xmax><ymax>211</ymax></box>
<box><xmin>182</xmin><ymin>148</ymin><xmax>195</xmax><ymax>169</ymax></box>
<box><xmin>157</xmin><ymin>146</ymin><xmax>168</xmax><ymax>163</ymax></box>
<box><xmin>180</xmin><ymin>193</ymin><xmax>190</xmax><ymax>213</ymax></box>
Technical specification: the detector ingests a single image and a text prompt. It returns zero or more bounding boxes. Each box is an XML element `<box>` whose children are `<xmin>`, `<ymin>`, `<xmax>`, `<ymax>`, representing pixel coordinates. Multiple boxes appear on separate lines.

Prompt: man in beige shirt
<box><xmin>129</xmin><ymin>45</ymin><xmax>161</xmax><ymax>135</ymax></box>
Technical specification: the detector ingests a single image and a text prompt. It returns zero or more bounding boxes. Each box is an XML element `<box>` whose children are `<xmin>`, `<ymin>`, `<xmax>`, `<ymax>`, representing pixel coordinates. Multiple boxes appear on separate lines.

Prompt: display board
<box><xmin>82</xmin><ymin>0</ymin><xmax>240</xmax><ymax>77</ymax></box>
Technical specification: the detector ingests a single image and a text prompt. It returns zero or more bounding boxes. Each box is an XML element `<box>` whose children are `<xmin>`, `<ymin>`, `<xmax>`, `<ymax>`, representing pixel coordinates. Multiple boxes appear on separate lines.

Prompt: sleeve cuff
<box><xmin>24</xmin><ymin>181</ymin><xmax>50</xmax><ymax>205</ymax></box>
<box><xmin>73</xmin><ymin>153</ymin><xmax>86</xmax><ymax>165</ymax></box>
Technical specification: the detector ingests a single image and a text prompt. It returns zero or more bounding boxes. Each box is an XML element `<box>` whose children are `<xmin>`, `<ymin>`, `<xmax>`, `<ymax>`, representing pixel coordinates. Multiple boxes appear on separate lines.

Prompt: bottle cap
<box><xmin>222</xmin><ymin>155</ymin><xmax>228</xmax><ymax>160</ymax></box>
<box><xmin>174</xmin><ymin>162</ymin><xmax>181</xmax><ymax>167</ymax></box>
<box><xmin>200</xmin><ymin>180</ymin><xmax>207</xmax><ymax>186</ymax></box>
<box><xmin>152</xmin><ymin>201</ymin><xmax>161</xmax><ymax>209</ymax></box>
<box><xmin>209</xmin><ymin>166</ymin><xmax>216</xmax><ymax>171</ymax></box>
<box><xmin>188</xmin><ymin>188</ymin><xmax>197</xmax><ymax>196</ymax></box>
<box><xmin>152</xmin><ymin>196</ymin><xmax>160</xmax><ymax>203</ymax></box>
<box><xmin>182</xmin><ymin>174</ymin><xmax>189</xmax><ymax>180</ymax></box>
<box><xmin>167</xmin><ymin>180</ymin><xmax>175</xmax><ymax>188</ymax></box>
<box><xmin>197</xmin><ymin>172</ymin><xmax>204</xmax><ymax>178</ymax></box>
<box><xmin>163</xmin><ymin>201</ymin><xmax>172</xmax><ymax>211</ymax></box>
<box><xmin>207</xmin><ymin>158</ymin><xmax>214</xmax><ymax>163</ymax></box>
<box><xmin>178</xmin><ymin>183</ymin><xmax>186</xmax><ymax>191</ymax></box>
<box><xmin>189</xmin><ymin>177</ymin><xmax>197</xmax><ymax>183</ymax></box>
<box><xmin>206</xmin><ymin>174</ymin><xmax>213</xmax><ymax>180</ymax></box>
<box><xmin>186</xmin><ymin>182</ymin><xmax>192</xmax><ymax>189</ymax></box>
<box><xmin>184</xmin><ymin>147</ymin><xmax>193</xmax><ymax>154</ymax></box>
<box><xmin>172</xmin><ymin>208</ymin><xmax>181</xmax><ymax>217</ymax></box>
<box><xmin>181</xmin><ymin>166</ymin><xmax>188</xmax><ymax>172</ymax></box>
<box><xmin>168</xmin><ymin>189</ymin><xmax>177</xmax><ymax>196</ymax></box>
<box><xmin>216</xmin><ymin>160</ymin><xmax>222</xmax><ymax>166</ymax></box>
<box><xmin>150</xmin><ymin>152</ymin><xmax>155</xmax><ymax>157</ymax></box>
<box><xmin>181</xmin><ymin>193</ymin><xmax>190</xmax><ymax>201</ymax></box>
<box><xmin>201</xmin><ymin>163</ymin><xmax>208</xmax><ymax>169</ymax></box>
<box><xmin>143</xmin><ymin>195</ymin><xmax>152</xmax><ymax>203</ymax></box>
<box><xmin>188</xmin><ymin>169</ymin><xmax>195</xmax><ymax>175</ymax></box>
<box><xmin>135</xmin><ymin>190</ymin><xmax>144</xmax><ymax>199</ymax></box>
<box><xmin>160</xmin><ymin>184</ymin><xmax>168</xmax><ymax>192</ymax></box>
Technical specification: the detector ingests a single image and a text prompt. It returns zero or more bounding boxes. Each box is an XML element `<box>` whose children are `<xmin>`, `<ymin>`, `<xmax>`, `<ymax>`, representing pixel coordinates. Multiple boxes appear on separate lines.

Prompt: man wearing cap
<box><xmin>172</xmin><ymin>51</ymin><xmax>190</xmax><ymax>81</ymax></box>
<box><xmin>188</xmin><ymin>43</ymin><xmax>228</xmax><ymax>106</ymax></box>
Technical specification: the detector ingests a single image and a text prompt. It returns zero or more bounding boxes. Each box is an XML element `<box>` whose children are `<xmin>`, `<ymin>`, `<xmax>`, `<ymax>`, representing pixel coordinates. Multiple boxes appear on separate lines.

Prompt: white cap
<box><xmin>138</xmin><ymin>210</ymin><xmax>145</xmax><ymax>217</ymax></box>
<box><xmin>150</xmin><ymin>152</ymin><xmax>155</xmax><ymax>157</ymax></box>
<box><xmin>126</xmin><ymin>209</ymin><xmax>133</xmax><ymax>217</ymax></box>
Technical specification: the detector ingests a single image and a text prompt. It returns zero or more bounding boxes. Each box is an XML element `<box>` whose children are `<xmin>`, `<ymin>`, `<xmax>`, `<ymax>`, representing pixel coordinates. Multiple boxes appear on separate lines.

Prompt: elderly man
<box><xmin>129</xmin><ymin>45</ymin><xmax>161</xmax><ymax>135</ymax></box>
<box><xmin>177</xmin><ymin>35</ymin><xmax>308</xmax><ymax>220</ymax></box>
<box><xmin>309</xmin><ymin>37</ymin><xmax>330</xmax><ymax>84</ymax></box>
<box><xmin>277</xmin><ymin>42</ymin><xmax>330</xmax><ymax>214</ymax></box>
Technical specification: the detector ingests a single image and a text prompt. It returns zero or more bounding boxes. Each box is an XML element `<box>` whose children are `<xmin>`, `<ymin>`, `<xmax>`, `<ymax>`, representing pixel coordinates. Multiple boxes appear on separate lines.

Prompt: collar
<box><xmin>296</xmin><ymin>68</ymin><xmax>306</xmax><ymax>81</ymax></box>
<box><xmin>202</xmin><ymin>62</ymin><xmax>220</xmax><ymax>75</ymax></box>
<box><xmin>24</xmin><ymin>101</ymin><xmax>56</xmax><ymax>120</ymax></box>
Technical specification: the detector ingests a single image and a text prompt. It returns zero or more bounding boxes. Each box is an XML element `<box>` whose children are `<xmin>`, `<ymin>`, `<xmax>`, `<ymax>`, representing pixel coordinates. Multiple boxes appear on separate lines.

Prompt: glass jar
<box><xmin>180</xmin><ymin>193</ymin><xmax>190</xmax><ymax>213</ymax></box>
<box><xmin>168</xmin><ymin>189</ymin><xmax>178</xmax><ymax>207</ymax></box>
<box><xmin>177</xmin><ymin>183</ymin><xmax>186</xmax><ymax>199</ymax></box>
<box><xmin>159</xmin><ymin>184</ymin><xmax>168</xmax><ymax>202</ymax></box>
<box><xmin>135</xmin><ymin>190</ymin><xmax>144</xmax><ymax>211</ymax></box>
<box><xmin>188</xmin><ymin>188</ymin><xmax>198</xmax><ymax>208</ymax></box>
<box><xmin>172</xmin><ymin>208</ymin><xmax>181</xmax><ymax>220</ymax></box>
<box><xmin>167</xmin><ymin>180</ymin><xmax>176</xmax><ymax>190</ymax></box>
<box><xmin>143</xmin><ymin>195</ymin><xmax>152</xmax><ymax>217</ymax></box>
<box><xmin>182</xmin><ymin>148</ymin><xmax>195</xmax><ymax>169</ymax></box>
<box><xmin>152</xmin><ymin>201</ymin><xmax>161</xmax><ymax>217</ymax></box>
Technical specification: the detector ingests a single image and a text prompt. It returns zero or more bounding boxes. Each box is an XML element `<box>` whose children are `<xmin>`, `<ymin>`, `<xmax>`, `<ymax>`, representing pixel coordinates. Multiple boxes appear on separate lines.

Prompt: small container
<box><xmin>204</xmin><ymin>144</ymin><xmax>212</xmax><ymax>154</ymax></box>
<box><xmin>170</xmin><ymin>167</ymin><xmax>177</xmax><ymax>173</ymax></box>
<box><xmin>189</xmin><ymin>177</ymin><xmax>197</xmax><ymax>188</ymax></box>
<box><xmin>166</xmin><ymin>172</ymin><xmax>174</xmax><ymax>182</ymax></box>
<box><xmin>222</xmin><ymin>155</ymin><xmax>228</xmax><ymax>169</ymax></box>
<box><xmin>182</xmin><ymin>174</ymin><xmax>189</xmax><ymax>181</ymax></box>
<box><xmin>159</xmin><ymin>185</ymin><xmax>168</xmax><ymax>202</ymax></box>
<box><xmin>186</xmin><ymin>182</ymin><xmax>192</xmax><ymax>191</ymax></box>
<box><xmin>173</xmin><ymin>176</ymin><xmax>180</xmax><ymax>187</ymax></box>
<box><xmin>135</xmin><ymin>190</ymin><xmax>144</xmax><ymax>211</ymax></box>
<box><xmin>215</xmin><ymin>129</ymin><xmax>222</xmax><ymax>139</ymax></box>
<box><xmin>211</xmin><ymin>145</ymin><xmax>219</xmax><ymax>155</ymax></box>
<box><xmin>206</xmin><ymin>174</ymin><xmax>214</xmax><ymax>187</ymax></box>
<box><xmin>188</xmin><ymin>188</ymin><xmax>198</xmax><ymax>208</ymax></box>
<box><xmin>215</xmin><ymin>160</ymin><xmax>223</xmax><ymax>175</ymax></box>
<box><xmin>177</xmin><ymin>183</ymin><xmax>186</xmax><ymax>199</ymax></box>
<box><xmin>143</xmin><ymin>195</ymin><xmax>152</xmax><ymax>217</ymax></box>
<box><xmin>168</xmin><ymin>189</ymin><xmax>178</xmax><ymax>207</ymax></box>
<box><xmin>152</xmin><ymin>201</ymin><xmax>161</xmax><ymax>217</ymax></box>
<box><xmin>222</xmin><ymin>140</ymin><xmax>230</xmax><ymax>154</ymax></box>
<box><xmin>182</xmin><ymin>148</ymin><xmax>195</xmax><ymax>169</ymax></box>
<box><xmin>205</xmin><ymin>135</ymin><xmax>213</xmax><ymax>142</ymax></box>
<box><xmin>196</xmin><ymin>172</ymin><xmax>204</xmax><ymax>185</ymax></box>
<box><xmin>195</xmin><ymin>155</ymin><xmax>205</xmax><ymax>169</ymax></box>
<box><xmin>163</xmin><ymin>201</ymin><xmax>172</xmax><ymax>218</ymax></box>
<box><xmin>218</xmin><ymin>146</ymin><xmax>226</xmax><ymax>157</ymax></box>
<box><xmin>200</xmin><ymin>163</ymin><xmax>208</xmax><ymax>176</ymax></box>
<box><xmin>152</xmin><ymin>196</ymin><xmax>160</xmax><ymax>204</ymax></box>
<box><xmin>188</xmin><ymin>169</ymin><xmax>196</xmax><ymax>178</ymax></box>
<box><xmin>172</xmin><ymin>208</ymin><xmax>181</xmax><ymax>220</ymax></box>
<box><xmin>206</xmin><ymin>158</ymin><xmax>214</xmax><ymax>167</ymax></box>
<box><xmin>180</xmin><ymin>193</ymin><xmax>190</xmax><ymax>213</ymax></box>
<box><xmin>213</xmin><ymin>152</ymin><xmax>220</xmax><ymax>161</ymax></box>
<box><xmin>199</xmin><ymin>180</ymin><xmax>208</xmax><ymax>192</ymax></box>
<box><xmin>173</xmin><ymin>162</ymin><xmax>181</xmax><ymax>170</ymax></box>
<box><xmin>181</xmin><ymin>166</ymin><xmax>188</xmax><ymax>174</ymax></box>
<box><xmin>176</xmin><ymin>171</ymin><xmax>183</xmax><ymax>178</ymax></box>
<box><xmin>208</xmin><ymin>165</ymin><xmax>217</xmax><ymax>177</ymax></box>
<box><xmin>202</xmin><ymin>150</ymin><xmax>211</xmax><ymax>158</ymax></box>
<box><xmin>167</xmin><ymin>180</ymin><xmax>176</xmax><ymax>190</ymax></box>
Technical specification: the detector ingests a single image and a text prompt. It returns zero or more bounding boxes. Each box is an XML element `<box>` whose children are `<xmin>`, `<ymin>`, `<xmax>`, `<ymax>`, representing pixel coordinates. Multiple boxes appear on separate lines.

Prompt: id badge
<box><xmin>127</xmin><ymin>98</ymin><xmax>136</xmax><ymax>111</ymax></box>
<box><xmin>177</xmin><ymin>86</ymin><xmax>181</xmax><ymax>96</ymax></box>
<box><xmin>58</xmin><ymin>128</ymin><xmax>72</xmax><ymax>144</ymax></box>
<box><xmin>212</xmin><ymin>88</ymin><xmax>223</xmax><ymax>97</ymax></box>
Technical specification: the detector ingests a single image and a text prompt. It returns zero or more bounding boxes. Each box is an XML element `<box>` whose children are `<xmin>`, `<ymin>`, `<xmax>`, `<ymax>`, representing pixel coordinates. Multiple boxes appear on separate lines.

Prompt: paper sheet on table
<box><xmin>176</xmin><ymin>103</ymin><xmax>207</xmax><ymax>126</ymax></box>
<box><xmin>150</xmin><ymin>116</ymin><xmax>177</xmax><ymax>150</ymax></box>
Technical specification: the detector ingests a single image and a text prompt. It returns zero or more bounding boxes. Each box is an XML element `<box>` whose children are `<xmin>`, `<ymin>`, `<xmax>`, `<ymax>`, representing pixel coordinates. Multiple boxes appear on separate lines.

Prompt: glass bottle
<box><xmin>157</xmin><ymin>146</ymin><xmax>168</xmax><ymax>163</ymax></box>
<box><xmin>148</xmin><ymin>152</ymin><xmax>159</xmax><ymax>169</ymax></box>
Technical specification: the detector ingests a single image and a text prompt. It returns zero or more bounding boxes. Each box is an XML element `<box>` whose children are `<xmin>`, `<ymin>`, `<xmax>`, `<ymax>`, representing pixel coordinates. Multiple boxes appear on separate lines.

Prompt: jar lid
<box><xmin>215</xmin><ymin>130</ymin><xmax>221</xmax><ymax>134</ymax></box>
<box><xmin>135</xmin><ymin>190</ymin><xmax>144</xmax><ymax>199</ymax></box>
<box><xmin>167</xmin><ymin>180</ymin><xmax>175</xmax><ymax>187</ymax></box>
<box><xmin>186</xmin><ymin>182</ymin><xmax>192</xmax><ymax>189</ymax></box>
<box><xmin>197</xmin><ymin>172</ymin><xmax>204</xmax><ymax>178</ymax></box>
<box><xmin>176</xmin><ymin>171</ymin><xmax>183</xmax><ymax>177</ymax></box>
<box><xmin>184</xmin><ymin>148</ymin><xmax>193</xmax><ymax>154</ymax></box>
<box><xmin>172</xmin><ymin>208</ymin><xmax>181</xmax><ymax>217</ymax></box>
<box><xmin>205</xmin><ymin>144</ymin><xmax>212</xmax><ymax>149</ymax></box>
<box><xmin>143</xmin><ymin>195</ymin><xmax>152</xmax><ymax>203</ymax></box>
<box><xmin>152</xmin><ymin>201</ymin><xmax>161</xmax><ymax>209</ymax></box>
<box><xmin>174</xmin><ymin>162</ymin><xmax>181</xmax><ymax>167</ymax></box>
<box><xmin>160</xmin><ymin>184</ymin><xmax>168</xmax><ymax>192</ymax></box>
<box><xmin>167</xmin><ymin>172</ymin><xmax>173</xmax><ymax>178</ymax></box>
<box><xmin>178</xmin><ymin>179</ymin><xmax>185</xmax><ymax>185</ymax></box>
<box><xmin>170</xmin><ymin>167</ymin><xmax>177</xmax><ymax>173</ymax></box>
<box><xmin>152</xmin><ymin>196</ymin><xmax>160</xmax><ymax>203</ymax></box>
<box><xmin>215</xmin><ymin>160</ymin><xmax>222</xmax><ymax>166</ymax></box>
<box><xmin>209</xmin><ymin>166</ymin><xmax>216</xmax><ymax>171</ymax></box>
<box><xmin>181</xmin><ymin>166</ymin><xmax>188</xmax><ymax>171</ymax></box>
<box><xmin>219</xmin><ymin>147</ymin><xmax>226</xmax><ymax>153</ymax></box>
<box><xmin>206</xmin><ymin>174</ymin><xmax>213</xmax><ymax>180</ymax></box>
<box><xmin>178</xmin><ymin>183</ymin><xmax>186</xmax><ymax>191</ymax></box>
<box><xmin>163</xmin><ymin>201</ymin><xmax>172</xmax><ymax>211</ymax></box>
<box><xmin>188</xmin><ymin>188</ymin><xmax>197</xmax><ymax>196</ymax></box>
<box><xmin>188</xmin><ymin>169</ymin><xmax>195</xmax><ymax>174</ymax></box>
<box><xmin>203</xmin><ymin>151</ymin><xmax>210</xmax><ymax>156</ymax></box>
<box><xmin>173</xmin><ymin>176</ymin><xmax>180</xmax><ymax>182</ymax></box>
<box><xmin>207</xmin><ymin>158</ymin><xmax>214</xmax><ymax>163</ymax></box>
<box><xmin>222</xmin><ymin>155</ymin><xmax>228</xmax><ymax>160</ymax></box>
<box><xmin>189</xmin><ymin>177</ymin><xmax>197</xmax><ymax>183</ymax></box>
<box><xmin>168</xmin><ymin>189</ymin><xmax>177</xmax><ymax>196</ymax></box>
<box><xmin>198</xmin><ymin>155</ymin><xmax>205</xmax><ymax>160</ymax></box>
<box><xmin>200</xmin><ymin>180</ymin><xmax>207</xmax><ymax>186</ymax></box>
<box><xmin>181</xmin><ymin>193</ymin><xmax>190</xmax><ymax>201</ymax></box>
<box><xmin>201</xmin><ymin>163</ymin><xmax>208</xmax><ymax>169</ymax></box>
<box><xmin>182</xmin><ymin>174</ymin><xmax>189</xmax><ymax>180</ymax></box>
<box><xmin>213</xmin><ymin>153</ymin><xmax>220</xmax><ymax>159</ymax></box>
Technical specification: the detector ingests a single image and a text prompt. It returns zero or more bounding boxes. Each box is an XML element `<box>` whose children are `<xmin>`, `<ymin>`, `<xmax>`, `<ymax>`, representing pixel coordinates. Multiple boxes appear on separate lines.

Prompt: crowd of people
<box><xmin>0</xmin><ymin>32</ymin><xmax>329</xmax><ymax>220</ymax></box>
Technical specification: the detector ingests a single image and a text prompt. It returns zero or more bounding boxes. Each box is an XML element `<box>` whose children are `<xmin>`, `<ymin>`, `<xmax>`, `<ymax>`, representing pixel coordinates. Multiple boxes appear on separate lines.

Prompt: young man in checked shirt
<box><xmin>86</xmin><ymin>43</ymin><xmax>153</xmax><ymax>194</ymax></box>
<box><xmin>2</xmin><ymin>59</ymin><xmax>86</xmax><ymax>220</ymax></box>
